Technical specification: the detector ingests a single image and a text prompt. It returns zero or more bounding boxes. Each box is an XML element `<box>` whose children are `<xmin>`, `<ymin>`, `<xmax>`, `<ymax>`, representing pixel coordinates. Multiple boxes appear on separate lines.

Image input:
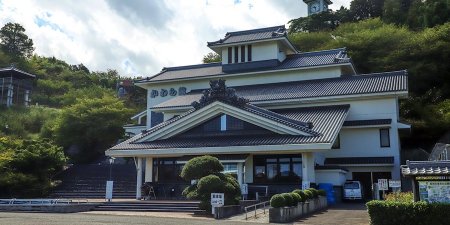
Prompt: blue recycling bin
<box><xmin>318</xmin><ymin>183</ymin><xmax>336</xmax><ymax>205</ymax></box>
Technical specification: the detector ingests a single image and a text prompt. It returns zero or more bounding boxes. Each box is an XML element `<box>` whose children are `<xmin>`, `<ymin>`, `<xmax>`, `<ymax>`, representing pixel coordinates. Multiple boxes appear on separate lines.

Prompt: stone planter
<box><xmin>269</xmin><ymin>197</ymin><xmax>328</xmax><ymax>223</ymax></box>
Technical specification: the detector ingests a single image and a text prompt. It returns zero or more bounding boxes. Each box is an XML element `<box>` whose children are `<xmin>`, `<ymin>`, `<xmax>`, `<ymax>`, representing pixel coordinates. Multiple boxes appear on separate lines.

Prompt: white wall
<box><xmin>252</xmin><ymin>42</ymin><xmax>278</xmax><ymax>62</ymax></box>
<box><xmin>316</xmin><ymin>170</ymin><xmax>348</xmax><ymax>186</ymax></box>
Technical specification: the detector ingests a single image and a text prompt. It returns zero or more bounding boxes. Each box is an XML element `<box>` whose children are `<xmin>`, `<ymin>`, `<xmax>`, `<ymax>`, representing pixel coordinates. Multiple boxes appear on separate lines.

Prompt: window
<box><xmin>253</xmin><ymin>155</ymin><xmax>302</xmax><ymax>183</ymax></box>
<box><xmin>380</xmin><ymin>128</ymin><xmax>390</xmax><ymax>147</ymax></box>
<box><xmin>227</xmin><ymin>47</ymin><xmax>232</xmax><ymax>64</ymax></box>
<box><xmin>155</xmin><ymin>159</ymin><xmax>184</xmax><ymax>182</ymax></box>
<box><xmin>332</xmin><ymin>134</ymin><xmax>340</xmax><ymax>149</ymax></box>
<box><xmin>234</xmin><ymin>46</ymin><xmax>239</xmax><ymax>63</ymax></box>
<box><xmin>240</xmin><ymin>45</ymin><xmax>245</xmax><ymax>62</ymax></box>
<box><xmin>247</xmin><ymin>45</ymin><xmax>252</xmax><ymax>61</ymax></box>
<box><xmin>220</xmin><ymin>114</ymin><xmax>227</xmax><ymax>131</ymax></box>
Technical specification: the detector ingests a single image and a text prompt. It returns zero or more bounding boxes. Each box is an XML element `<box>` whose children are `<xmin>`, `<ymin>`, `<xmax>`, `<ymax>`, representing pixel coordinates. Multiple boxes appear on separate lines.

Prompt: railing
<box><xmin>244</xmin><ymin>201</ymin><xmax>269</xmax><ymax>220</ymax></box>
<box><xmin>0</xmin><ymin>199</ymin><xmax>89</xmax><ymax>205</ymax></box>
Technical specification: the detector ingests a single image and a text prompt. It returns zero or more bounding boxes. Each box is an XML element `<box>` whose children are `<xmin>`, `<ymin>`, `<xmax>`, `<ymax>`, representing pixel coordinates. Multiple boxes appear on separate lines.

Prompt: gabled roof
<box><xmin>402</xmin><ymin>160</ymin><xmax>450</xmax><ymax>176</ymax></box>
<box><xmin>152</xmin><ymin>70</ymin><xmax>408</xmax><ymax>110</ymax></box>
<box><xmin>207</xmin><ymin>25</ymin><xmax>289</xmax><ymax>47</ymax></box>
<box><xmin>108</xmin><ymin>104</ymin><xmax>350</xmax><ymax>151</ymax></box>
<box><xmin>137</xmin><ymin>48</ymin><xmax>350</xmax><ymax>83</ymax></box>
<box><xmin>0</xmin><ymin>67</ymin><xmax>36</xmax><ymax>79</ymax></box>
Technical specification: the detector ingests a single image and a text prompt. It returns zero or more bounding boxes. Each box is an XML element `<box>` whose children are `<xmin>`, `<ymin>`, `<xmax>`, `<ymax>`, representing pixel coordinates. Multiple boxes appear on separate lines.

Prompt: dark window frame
<box><xmin>247</xmin><ymin>45</ymin><xmax>252</xmax><ymax>61</ymax></box>
<box><xmin>253</xmin><ymin>155</ymin><xmax>302</xmax><ymax>184</ymax></box>
<box><xmin>379</xmin><ymin>128</ymin><xmax>390</xmax><ymax>147</ymax></box>
<box><xmin>227</xmin><ymin>47</ymin><xmax>232</xmax><ymax>64</ymax></box>
<box><xmin>234</xmin><ymin>46</ymin><xmax>239</xmax><ymax>63</ymax></box>
<box><xmin>240</xmin><ymin>45</ymin><xmax>245</xmax><ymax>62</ymax></box>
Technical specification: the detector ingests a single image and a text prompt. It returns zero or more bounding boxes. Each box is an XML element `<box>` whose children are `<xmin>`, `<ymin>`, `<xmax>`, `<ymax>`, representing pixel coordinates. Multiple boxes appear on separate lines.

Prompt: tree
<box><xmin>350</xmin><ymin>0</ymin><xmax>384</xmax><ymax>21</ymax></box>
<box><xmin>181</xmin><ymin>156</ymin><xmax>241</xmax><ymax>210</ymax></box>
<box><xmin>0</xmin><ymin>137</ymin><xmax>66</xmax><ymax>197</ymax></box>
<box><xmin>0</xmin><ymin>23</ymin><xmax>34</xmax><ymax>58</ymax></box>
<box><xmin>202</xmin><ymin>52</ymin><xmax>221</xmax><ymax>63</ymax></box>
<box><xmin>53</xmin><ymin>96</ymin><xmax>133</xmax><ymax>162</ymax></box>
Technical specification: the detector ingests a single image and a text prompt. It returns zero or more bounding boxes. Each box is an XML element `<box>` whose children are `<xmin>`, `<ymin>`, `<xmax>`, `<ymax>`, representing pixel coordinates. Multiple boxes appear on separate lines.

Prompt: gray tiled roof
<box><xmin>402</xmin><ymin>160</ymin><xmax>450</xmax><ymax>176</ymax></box>
<box><xmin>324</xmin><ymin>157</ymin><xmax>395</xmax><ymax>165</ymax></box>
<box><xmin>343</xmin><ymin>119</ymin><xmax>392</xmax><ymax>127</ymax></box>
<box><xmin>109</xmin><ymin>104</ymin><xmax>349</xmax><ymax>151</ymax></box>
<box><xmin>152</xmin><ymin>70</ymin><xmax>408</xmax><ymax>109</ymax></box>
<box><xmin>138</xmin><ymin>48</ymin><xmax>349</xmax><ymax>83</ymax></box>
<box><xmin>207</xmin><ymin>25</ymin><xmax>287</xmax><ymax>46</ymax></box>
<box><xmin>0</xmin><ymin>67</ymin><xmax>36</xmax><ymax>79</ymax></box>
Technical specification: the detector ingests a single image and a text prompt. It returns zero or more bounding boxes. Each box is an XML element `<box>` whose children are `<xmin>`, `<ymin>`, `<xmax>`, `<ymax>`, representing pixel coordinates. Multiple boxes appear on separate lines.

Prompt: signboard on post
<box><xmin>378</xmin><ymin>179</ymin><xmax>388</xmax><ymax>191</ymax></box>
<box><xmin>211</xmin><ymin>193</ymin><xmax>224</xmax><ymax>215</ymax></box>
<box><xmin>241</xmin><ymin>183</ymin><xmax>248</xmax><ymax>200</ymax></box>
<box><xmin>389</xmin><ymin>180</ymin><xmax>401</xmax><ymax>188</ymax></box>
<box><xmin>105</xmin><ymin>181</ymin><xmax>113</xmax><ymax>201</ymax></box>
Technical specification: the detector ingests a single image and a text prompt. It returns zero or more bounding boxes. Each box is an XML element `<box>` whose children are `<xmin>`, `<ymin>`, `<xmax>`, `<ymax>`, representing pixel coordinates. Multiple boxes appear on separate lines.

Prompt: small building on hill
<box><xmin>106</xmin><ymin>25</ymin><xmax>410</xmax><ymax>201</ymax></box>
<box><xmin>0</xmin><ymin>66</ymin><xmax>35</xmax><ymax>107</ymax></box>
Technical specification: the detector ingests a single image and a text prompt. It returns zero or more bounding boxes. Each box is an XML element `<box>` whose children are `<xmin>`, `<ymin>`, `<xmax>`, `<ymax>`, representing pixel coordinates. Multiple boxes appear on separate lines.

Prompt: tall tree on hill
<box><xmin>0</xmin><ymin>23</ymin><xmax>34</xmax><ymax>58</ymax></box>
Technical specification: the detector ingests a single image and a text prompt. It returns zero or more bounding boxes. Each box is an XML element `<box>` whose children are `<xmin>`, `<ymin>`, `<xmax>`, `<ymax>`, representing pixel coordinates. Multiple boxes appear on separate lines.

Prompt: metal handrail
<box><xmin>244</xmin><ymin>201</ymin><xmax>269</xmax><ymax>220</ymax></box>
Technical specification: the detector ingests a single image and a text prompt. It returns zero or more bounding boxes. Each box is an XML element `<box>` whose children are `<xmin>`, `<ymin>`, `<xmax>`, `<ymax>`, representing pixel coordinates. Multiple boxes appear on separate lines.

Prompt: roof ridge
<box><xmin>163</xmin><ymin>62</ymin><xmax>221</xmax><ymax>72</ymax></box>
<box><xmin>225</xmin><ymin>25</ymin><xmax>286</xmax><ymax>36</ymax></box>
<box><xmin>292</xmin><ymin>47</ymin><xmax>347</xmax><ymax>57</ymax></box>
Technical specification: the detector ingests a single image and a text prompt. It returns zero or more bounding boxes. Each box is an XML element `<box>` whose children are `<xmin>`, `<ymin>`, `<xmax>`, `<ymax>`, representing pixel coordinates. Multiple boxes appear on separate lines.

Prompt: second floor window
<box><xmin>380</xmin><ymin>128</ymin><xmax>390</xmax><ymax>147</ymax></box>
<box><xmin>227</xmin><ymin>47</ymin><xmax>232</xmax><ymax>64</ymax></box>
<box><xmin>247</xmin><ymin>45</ymin><xmax>252</xmax><ymax>61</ymax></box>
<box><xmin>234</xmin><ymin>46</ymin><xmax>239</xmax><ymax>63</ymax></box>
<box><xmin>241</xmin><ymin>45</ymin><xmax>245</xmax><ymax>62</ymax></box>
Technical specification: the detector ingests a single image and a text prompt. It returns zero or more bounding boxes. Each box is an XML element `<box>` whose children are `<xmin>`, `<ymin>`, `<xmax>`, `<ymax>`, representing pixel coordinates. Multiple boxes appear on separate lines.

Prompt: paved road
<box><xmin>0</xmin><ymin>212</ymin><xmax>260</xmax><ymax>225</ymax></box>
<box><xmin>0</xmin><ymin>203</ymin><xmax>369</xmax><ymax>225</ymax></box>
<box><xmin>294</xmin><ymin>203</ymin><xmax>369</xmax><ymax>225</ymax></box>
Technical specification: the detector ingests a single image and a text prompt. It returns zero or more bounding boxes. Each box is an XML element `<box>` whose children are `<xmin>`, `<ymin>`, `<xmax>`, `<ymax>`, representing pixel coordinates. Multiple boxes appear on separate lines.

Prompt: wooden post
<box><xmin>411</xmin><ymin>177</ymin><xmax>420</xmax><ymax>202</ymax></box>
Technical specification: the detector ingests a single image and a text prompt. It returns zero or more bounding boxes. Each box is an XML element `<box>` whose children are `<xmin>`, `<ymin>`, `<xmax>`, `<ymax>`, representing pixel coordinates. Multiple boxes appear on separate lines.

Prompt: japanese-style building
<box><xmin>0</xmin><ymin>66</ymin><xmax>35</xmax><ymax>107</ymax></box>
<box><xmin>107</xmin><ymin>25</ymin><xmax>409</xmax><ymax>200</ymax></box>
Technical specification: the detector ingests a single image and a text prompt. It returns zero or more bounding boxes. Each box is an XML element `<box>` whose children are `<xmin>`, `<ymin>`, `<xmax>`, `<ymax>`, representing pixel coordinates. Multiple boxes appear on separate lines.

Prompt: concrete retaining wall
<box><xmin>0</xmin><ymin>203</ymin><xmax>99</xmax><ymax>213</ymax></box>
<box><xmin>214</xmin><ymin>205</ymin><xmax>242</xmax><ymax>219</ymax></box>
<box><xmin>269</xmin><ymin>196</ymin><xmax>328</xmax><ymax>223</ymax></box>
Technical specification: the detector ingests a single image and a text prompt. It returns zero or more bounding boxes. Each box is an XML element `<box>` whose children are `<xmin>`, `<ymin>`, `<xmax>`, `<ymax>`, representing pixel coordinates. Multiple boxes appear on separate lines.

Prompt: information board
<box><xmin>419</xmin><ymin>181</ymin><xmax>450</xmax><ymax>203</ymax></box>
<box><xmin>105</xmin><ymin>181</ymin><xmax>113</xmax><ymax>201</ymax></box>
<box><xmin>389</xmin><ymin>180</ymin><xmax>401</xmax><ymax>188</ymax></box>
<box><xmin>378</xmin><ymin>179</ymin><xmax>388</xmax><ymax>191</ymax></box>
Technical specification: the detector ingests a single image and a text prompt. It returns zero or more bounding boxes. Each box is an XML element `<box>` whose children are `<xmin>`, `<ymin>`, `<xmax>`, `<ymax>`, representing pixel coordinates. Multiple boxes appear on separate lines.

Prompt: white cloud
<box><xmin>0</xmin><ymin>0</ymin><xmax>350</xmax><ymax>77</ymax></box>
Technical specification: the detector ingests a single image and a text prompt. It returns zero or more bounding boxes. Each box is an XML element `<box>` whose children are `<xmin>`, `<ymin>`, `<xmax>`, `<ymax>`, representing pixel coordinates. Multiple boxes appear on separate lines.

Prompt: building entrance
<box><xmin>352</xmin><ymin>172</ymin><xmax>391</xmax><ymax>200</ymax></box>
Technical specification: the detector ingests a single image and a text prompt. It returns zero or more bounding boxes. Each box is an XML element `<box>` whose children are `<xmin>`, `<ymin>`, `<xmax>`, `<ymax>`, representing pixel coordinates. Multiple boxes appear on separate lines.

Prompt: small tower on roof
<box><xmin>303</xmin><ymin>0</ymin><xmax>332</xmax><ymax>16</ymax></box>
<box><xmin>0</xmin><ymin>66</ymin><xmax>35</xmax><ymax>107</ymax></box>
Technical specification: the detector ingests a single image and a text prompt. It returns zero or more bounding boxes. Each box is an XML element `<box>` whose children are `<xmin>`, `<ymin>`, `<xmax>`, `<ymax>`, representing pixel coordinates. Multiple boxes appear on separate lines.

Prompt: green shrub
<box><xmin>270</xmin><ymin>194</ymin><xmax>286</xmax><ymax>208</ymax></box>
<box><xmin>303</xmin><ymin>190</ymin><xmax>314</xmax><ymax>200</ymax></box>
<box><xmin>293</xmin><ymin>189</ymin><xmax>307</xmax><ymax>202</ymax></box>
<box><xmin>291</xmin><ymin>192</ymin><xmax>302</xmax><ymax>203</ymax></box>
<box><xmin>307</xmin><ymin>188</ymin><xmax>319</xmax><ymax>198</ymax></box>
<box><xmin>366</xmin><ymin>200</ymin><xmax>450</xmax><ymax>225</ymax></box>
<box><xmin>384</xmin><ymin>192</ymin><xmax>413</xmax><ymax>203</ymax></box>
<box><xmin>281</xmin><ymin>193</ymin><xmax>295</xmax><ymax>206</ymax></box>
<box><xmin>181</xmin><ymin>156</ymin><xmax>240</xmax><ymax>211</ymax></box>
<box><xmin>317</xmin><ymin>189</ymin><xmax>327</xmax><ymax>196</ymax></box>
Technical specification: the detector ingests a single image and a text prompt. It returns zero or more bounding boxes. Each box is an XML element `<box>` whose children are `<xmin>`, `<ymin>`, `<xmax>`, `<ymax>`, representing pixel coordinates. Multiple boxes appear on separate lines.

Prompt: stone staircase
<box><xmin>93</xmin><ymin>200</ymin><xmax>203</xmax><ymax>213</ymax></box>
<box><xmin>50</xmin><ymin>162</ymin><xmax>136</xmax><ymax>199</ymax></box>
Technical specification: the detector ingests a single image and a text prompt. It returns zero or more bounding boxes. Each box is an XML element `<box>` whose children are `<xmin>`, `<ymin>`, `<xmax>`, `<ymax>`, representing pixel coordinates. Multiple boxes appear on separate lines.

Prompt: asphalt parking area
<box><xmin>294</xmin><ymin>203</ymin><xmax>369</xmax><ymax>225</ymax></box>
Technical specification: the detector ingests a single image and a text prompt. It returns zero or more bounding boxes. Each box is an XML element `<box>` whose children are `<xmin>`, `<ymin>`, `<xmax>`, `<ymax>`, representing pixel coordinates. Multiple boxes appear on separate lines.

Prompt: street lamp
<box><xmin>109</xmin><ymin>157</ymin><xmax>115</xmax><ymax>180</ymax></box>
<box><xmin>106</xmin><ymin>157</ymin><xmax>115</xmax><ymax>202</ymax></box>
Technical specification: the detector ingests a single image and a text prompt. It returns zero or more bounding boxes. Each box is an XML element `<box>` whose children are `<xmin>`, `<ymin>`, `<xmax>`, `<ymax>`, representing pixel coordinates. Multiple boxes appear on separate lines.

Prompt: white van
<box><xmin>343</xmin><ymin>181</ymin><xmax>363</xmax><ymax>200</ymax></box>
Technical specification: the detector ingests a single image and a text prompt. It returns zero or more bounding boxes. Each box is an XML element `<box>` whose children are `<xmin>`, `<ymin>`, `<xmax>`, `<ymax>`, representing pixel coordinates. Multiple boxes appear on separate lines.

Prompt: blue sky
<box><xmin>0</xmin><ymin>0</ymin><xmax>351</xmax><ymax>77</ymax></box>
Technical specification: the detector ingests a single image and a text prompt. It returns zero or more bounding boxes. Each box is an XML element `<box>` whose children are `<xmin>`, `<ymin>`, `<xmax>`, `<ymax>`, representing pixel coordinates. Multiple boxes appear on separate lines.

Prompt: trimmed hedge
<box><xmin>303</xmin><ymin>190</ymin><xmax>314</xmax><ymax>200</ymax></box>
<box><xmin>293</xmin><ymin>189</ymin><xmax>307</xmax><ymax>202</ymax></box>
<box><xmin>366</xmin><ymin>200</ymin><xmax>450</xmax><ymax>225</ymax></box>
<box><xmin>317</xmin><ymin>189</ymin><xmax>327</xmax><ymax>197</ymax></box>
<box><xmin>281</xmin><ymin>193</ymin><xmax>296</xmax><ymax>206</ymax></box>
<box><xmin>270</xmin><ymin>194</ymin><xmax>286</xmax><ymax>208</ymax></box>
<box><xmin>291</xmin><ymin>192</ymin><xmax>302</xmax><ymax>203</ymax></box>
